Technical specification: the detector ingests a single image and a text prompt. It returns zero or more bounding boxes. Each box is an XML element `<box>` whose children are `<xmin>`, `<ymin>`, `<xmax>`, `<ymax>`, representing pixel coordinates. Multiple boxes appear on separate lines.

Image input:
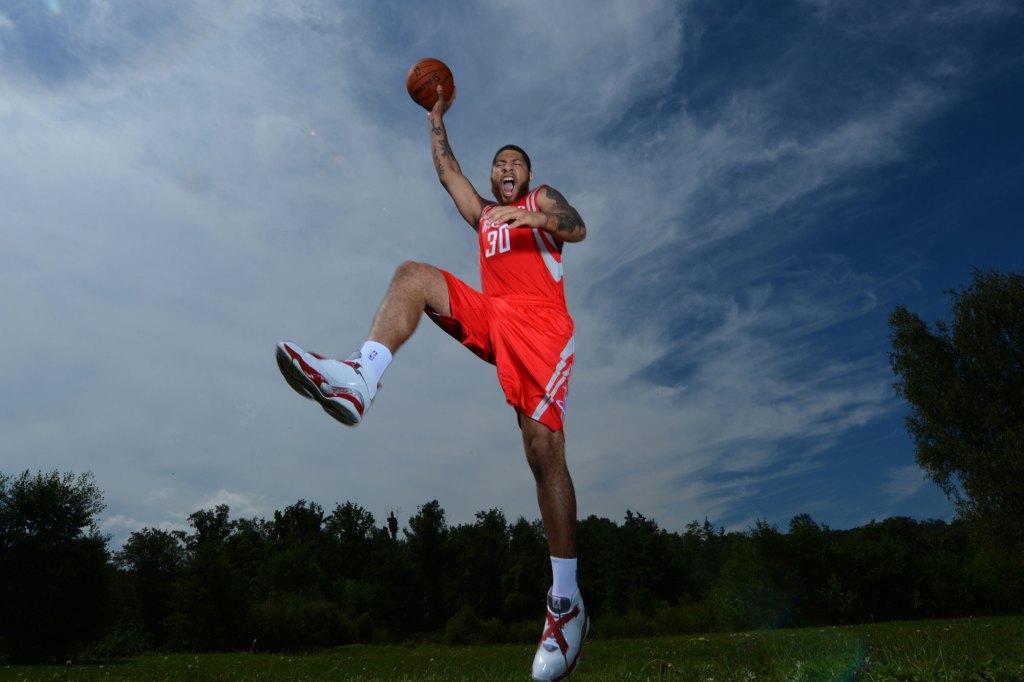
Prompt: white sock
<box><xmin>550</xmin><ymin>556</ymin><xmax>578</xmax><ymax>599</ymax></box>
<box><xmin>360</xmin><ymin>340</ymin><xmax>392</xmax><ymax>380</ymax></box>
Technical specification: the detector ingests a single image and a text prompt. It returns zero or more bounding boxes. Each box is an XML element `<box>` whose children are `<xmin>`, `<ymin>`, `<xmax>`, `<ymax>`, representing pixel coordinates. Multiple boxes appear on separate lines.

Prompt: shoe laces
<box><xmin>541</xmin><ymin>597</ymin><xmax>579</xmax><ymax>655</ymax></box>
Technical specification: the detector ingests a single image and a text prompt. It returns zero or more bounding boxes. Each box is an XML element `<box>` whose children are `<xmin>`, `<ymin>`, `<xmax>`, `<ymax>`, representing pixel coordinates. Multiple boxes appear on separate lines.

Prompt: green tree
<box><xmin>503</xmin><ymin>517</ymin><xmax>548</xmax><ymax>623</ymax></box>
<box><xmin>0</xmin><ymin>470</ymin><xmax>111</xmax><ymax>662</ymax></box>
<box><xmin>267</xmin><ymin>500</ymin><xmax>327</xmax><ymax>595</ymax></box>
<box><xmin>361</xmin><ymin>523</ymin><xmax>417</xmax><ymax>642</ymax></box>
<box><xmin>405</xmin><ymin>500</ymin><xmax>452</xmax><ymax>633</ymax></box>
<box><xmin>116</xmin><ymin>528</ymin><xmax>186</xmax><ymax>645</ymax></box>
<box><xmin>889</xmin><ymin>269</ymin><xmax>1024</xmax><ymax>548</ymax></box>
<box><xmin>709</xmin><ymin>533</ymin><xmax>786</xmax><ymax>631</ymax></box>
<box><xmin>837</xmin><ymin>518</ymin><xmax>922</xmax><ymax>621</ymax></box>
<box><xmin>680</xmin><ymin>518</ymin><xmax>727</xmax><ymax>601</ymax></box>
<box><xmin>167</xmin><ymin>505</ymin><xmax>252</xmax><ymax>650</ymax></box>
<box><xmin>449</xmin><ymin>509</ymin><xmax>510</xmax><ymax>619</ymax></box>
<box><xmin>783</xmin><ymin>514</ymin><xmax>836</xmax><ymax>624</ymax></box>
<box><xmin>618</xmin><ymin>510</ymin><xmax>681</xmax><ymax>611</ymax></box>
<box><xmin>324</xmin><ymin>501</ymin><xmax>377</xmax><ymax>581</ymax></box>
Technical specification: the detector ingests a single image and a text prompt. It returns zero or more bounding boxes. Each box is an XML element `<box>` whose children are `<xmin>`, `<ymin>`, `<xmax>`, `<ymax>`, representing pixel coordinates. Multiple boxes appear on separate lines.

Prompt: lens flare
<box><xmin>46</xmin><ymin>0</ymin><xmax>63</xmax><ymax>16</ymax></box>
<box><xmin>839</xmin><ymin>637</ymin><xmax>869</xmax><ymax>681</ymax></box>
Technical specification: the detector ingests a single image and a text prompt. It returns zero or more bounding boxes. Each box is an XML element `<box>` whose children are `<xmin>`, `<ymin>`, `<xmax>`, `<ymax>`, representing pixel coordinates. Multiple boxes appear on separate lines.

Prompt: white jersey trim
<box><xmin>534</xmin><ymin>230</ymin><xmax>563</xmax><ymax>282</ymax></box>
<box><xmin>526</xmin><ymin>186</ymin><xmax>564</xmax><ymax>283</ymax></box>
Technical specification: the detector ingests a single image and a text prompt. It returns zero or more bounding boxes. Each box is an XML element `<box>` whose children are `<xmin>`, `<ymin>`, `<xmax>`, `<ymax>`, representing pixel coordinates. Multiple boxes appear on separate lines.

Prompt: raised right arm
<box><xmin>428</xmin><ymin>88</ymin><xmax>488</xmax><ymax>229</ymax></box>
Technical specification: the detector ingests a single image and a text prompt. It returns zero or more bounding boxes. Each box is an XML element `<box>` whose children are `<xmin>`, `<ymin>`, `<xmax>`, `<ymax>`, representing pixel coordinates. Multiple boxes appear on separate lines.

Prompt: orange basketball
<box><xmin>406</xmin><ymin>58</ymin><xmax>455</xmax><ymax>110</ymax></box>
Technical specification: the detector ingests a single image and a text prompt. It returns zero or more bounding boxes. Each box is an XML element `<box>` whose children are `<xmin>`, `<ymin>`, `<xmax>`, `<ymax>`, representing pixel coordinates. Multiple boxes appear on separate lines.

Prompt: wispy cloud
<box><xmin>882</xmin><ymin>465</ymin><xmax>930</xmax><ymax>503</ymax></box>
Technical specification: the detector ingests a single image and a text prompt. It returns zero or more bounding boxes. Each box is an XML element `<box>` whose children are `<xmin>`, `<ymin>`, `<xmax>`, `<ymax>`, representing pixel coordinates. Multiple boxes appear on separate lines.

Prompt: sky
<box><xmin>1</xmin><ymin>0</ymin><xmax>1022</xmax><ymax>548</ymax></box>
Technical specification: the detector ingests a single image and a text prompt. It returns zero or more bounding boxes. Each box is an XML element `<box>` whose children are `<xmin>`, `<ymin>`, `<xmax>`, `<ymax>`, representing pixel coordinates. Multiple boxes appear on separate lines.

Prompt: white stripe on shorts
<box><xmin>531</xmin><ymin>336</ymin><xmax>575</xmax><ymax>422</ymax></box>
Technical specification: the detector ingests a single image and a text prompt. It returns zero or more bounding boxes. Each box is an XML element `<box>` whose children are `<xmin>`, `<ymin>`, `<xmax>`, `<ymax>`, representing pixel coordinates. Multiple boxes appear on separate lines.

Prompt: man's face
<box><xmin>490</xmin><ymin>149</ymin><xmax>532</xmax><ymax>204</ymax></box>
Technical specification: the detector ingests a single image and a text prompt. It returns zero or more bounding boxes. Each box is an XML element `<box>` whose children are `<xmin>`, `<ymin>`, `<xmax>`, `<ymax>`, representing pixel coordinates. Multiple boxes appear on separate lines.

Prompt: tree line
<box><xmin>1</xmin><ymin>470</ymin><xmax>1021</xmax><ymax>664</ymax></box>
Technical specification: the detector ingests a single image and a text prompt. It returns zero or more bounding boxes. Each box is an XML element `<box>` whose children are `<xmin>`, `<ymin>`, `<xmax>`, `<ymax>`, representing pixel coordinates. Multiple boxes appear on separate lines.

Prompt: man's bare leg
<box><xmin>522</xmin><ymin>414</ymin><xmax>587</xmax><ymax>681</ymax></box>
<box><xmin>368</xmin><ymin>261</ymin><xmax>451</xmax><ymax>353</ymax></box>
<box><xmin>520</xmin><ymin>415</ymin><xmax>577</xmax><ymax>559</ymax></box>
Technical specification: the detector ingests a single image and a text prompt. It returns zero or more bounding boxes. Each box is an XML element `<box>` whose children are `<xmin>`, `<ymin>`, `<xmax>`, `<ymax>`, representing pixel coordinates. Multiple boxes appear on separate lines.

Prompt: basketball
<box><xmin>406</xmin><ymin>58</ymin><xmax>455</xmax><ymax>111</ymax></box>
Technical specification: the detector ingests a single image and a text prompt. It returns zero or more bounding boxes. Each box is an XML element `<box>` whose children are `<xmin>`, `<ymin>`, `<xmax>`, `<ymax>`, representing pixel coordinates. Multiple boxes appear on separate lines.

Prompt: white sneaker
<box><xmin>532</xmin><ymin>589</ymin><xmax>588</xmax><ymax>681</ymax></box>
<box><xmin>275</xmin><ymin>341</ymin><xmax>377</xmax><ymax>426</ymax></box>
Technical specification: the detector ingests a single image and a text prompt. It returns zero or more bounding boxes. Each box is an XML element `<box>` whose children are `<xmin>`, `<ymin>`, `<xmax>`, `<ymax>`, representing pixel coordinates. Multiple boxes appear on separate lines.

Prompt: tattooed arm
<box><xmin>484</xmin><ymin>185</ymin><xmax>587</xmax><ymax>244</ymax></box>
<box><xmin>537</xmin><ymin>186</ymin><xmax>586</xmax><ymax>243</ymax></box>
<box><xmin>427</xmin><ymin>87</ymin><xmax>488</xmax><ymax>229</ymax></box>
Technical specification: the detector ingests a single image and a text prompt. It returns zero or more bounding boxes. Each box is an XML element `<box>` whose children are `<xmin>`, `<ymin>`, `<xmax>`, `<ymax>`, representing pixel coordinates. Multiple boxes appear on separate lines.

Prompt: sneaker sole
<box><xmin>275</xmin><ymin>343</ymin><xmax>361</xmax><ymax>426</ymax></box>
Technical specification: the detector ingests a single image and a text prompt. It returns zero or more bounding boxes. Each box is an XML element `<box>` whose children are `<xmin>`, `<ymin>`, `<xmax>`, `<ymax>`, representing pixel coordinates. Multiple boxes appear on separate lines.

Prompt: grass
<box><xmin>2</xmin><ymin>616</ymin><xmax>1022</xmax><ymax>681</ymax></box>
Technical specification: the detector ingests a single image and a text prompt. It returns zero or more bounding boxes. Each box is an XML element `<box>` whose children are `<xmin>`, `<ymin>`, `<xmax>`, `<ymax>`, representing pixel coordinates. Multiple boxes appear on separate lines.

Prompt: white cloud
<box><xmin>101</xmin><ymin>514</ymin><xmax>180</xmax><ymax>543</ymax></box>
<box><xmin>882</xmin><ymin>465</ymin><xmax>930</xmax><ymax>502</ymax></box>
<box><xmin>194</xmin><ymin>489</ymin><xmax>277</xmax><ymax>520</ymax></box>
<box><xmin>927</xmin><ymin>0</ymin><xmax>1020</xmax><ymax>25</ymax></box>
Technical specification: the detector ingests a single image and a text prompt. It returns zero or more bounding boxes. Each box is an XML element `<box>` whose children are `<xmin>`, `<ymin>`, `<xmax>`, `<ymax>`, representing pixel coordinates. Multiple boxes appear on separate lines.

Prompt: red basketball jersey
<box><xmin>478</xmin><ymin>185</ymin><xmax>567</xmax><ymax>306</ymax></box>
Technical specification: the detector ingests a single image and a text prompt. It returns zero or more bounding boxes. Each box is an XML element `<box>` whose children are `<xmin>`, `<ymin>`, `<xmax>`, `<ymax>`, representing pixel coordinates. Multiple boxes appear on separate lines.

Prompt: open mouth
<box><xmin>501</xmin><ymin>175</ymin><xmax>515</xmax><ymax>197</ymax></box>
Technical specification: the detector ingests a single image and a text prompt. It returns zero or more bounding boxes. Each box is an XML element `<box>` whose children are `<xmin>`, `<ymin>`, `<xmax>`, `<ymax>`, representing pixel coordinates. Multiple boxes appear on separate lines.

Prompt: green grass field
<box><xmin>2</xmin><ymin>616</ymin><xmax>1021</xmax><ymax>681</ymax></box>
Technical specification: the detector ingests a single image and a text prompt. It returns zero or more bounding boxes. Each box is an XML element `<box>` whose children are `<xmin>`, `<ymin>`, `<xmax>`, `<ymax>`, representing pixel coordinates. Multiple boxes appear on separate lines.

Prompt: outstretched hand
<box><xmin>429</xmin><ymin>84</ymin><xmax>455</xmax><ymax>117</ymax></box>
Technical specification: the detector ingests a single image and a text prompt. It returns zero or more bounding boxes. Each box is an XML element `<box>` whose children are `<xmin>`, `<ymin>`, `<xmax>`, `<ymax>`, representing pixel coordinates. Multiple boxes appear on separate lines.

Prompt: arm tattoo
<box><xmin>432</xmin><ymin>140</ymin><xmax>456</xmax><ymax>177</ymax></box>
<box><xmin>545</xmin><ymin>187</ymin><xmax>585</xmax><ymax>236</ymax></box>
<box><xmin>429</xmin><ymin>116</ymin><xmax>457</xmax><ymax>176</ymax></box>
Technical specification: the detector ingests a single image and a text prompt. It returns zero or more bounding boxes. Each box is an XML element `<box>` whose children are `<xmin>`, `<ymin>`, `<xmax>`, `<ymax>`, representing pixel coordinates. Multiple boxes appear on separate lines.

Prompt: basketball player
<box><xmin>276</xmin><ymin>85</ymin><xmax>587</xmax><ymax>680</ymax></box>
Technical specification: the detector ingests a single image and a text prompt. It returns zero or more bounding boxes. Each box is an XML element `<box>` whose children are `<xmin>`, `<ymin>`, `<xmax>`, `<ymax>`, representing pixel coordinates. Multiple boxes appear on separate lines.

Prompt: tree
<box><xmin>448</xmin><ymin>509</ymin><xmax>509</xmax><ymax>619</ymax></box>
<box><xmin>680</xmin><ymin>518</ymin><xmax>727</xmax><ymax>600</ymax></box>
<box><xmin>116</xmin><ymin>528</ymin><xmax>186</xmax><ymax>645</ymax></box>
<box><xmin>267</xmin><ymin>500</ymin><xmax>327</xmax><ymax>595</ymax></box>
<box><xmin>186</xmin><ymin>504</ymin><xmax>233</xmax><ymax>548</ymax></box>
<box><xmin>404</xmin><ymin>500</ymin><xmax>451</xmax><ymax>633</ymax></box>
<box><xmin>618</xmin><ymin>511</ymin><xmax>681</xmax><ymax>611</ymax></box>
<box><xmin>0</xmin><ymin>470</ymin><xmax>111</xmax><ymax>662</ymax></box>
<box><xmin>503</xmin><ymin>517</ymin><xmax>548</xmax><ymax>622</ymax></box>
<box><xmin>710</xmin><ymin>522</ymin><xmax>792</xmax><ymax>631</ymax></box>
<box><xmin>168</xmin><ymin>505</ymin><xmax>252</xmax><ymax>650</ymax></box>
<box><xmin>325</xmin><ymin>501</ymin><xmax>377</xmax><ymax>581</ymax></box>
<box><xmin>889</xmin><ymin>269</ymin><xmax>1024</xmax><ymax>548</ymax></box>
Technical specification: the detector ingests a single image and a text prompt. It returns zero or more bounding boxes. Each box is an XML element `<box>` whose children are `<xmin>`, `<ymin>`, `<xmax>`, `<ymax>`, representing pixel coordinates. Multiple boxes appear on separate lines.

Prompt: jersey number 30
<box><xmin>485</xmin><ymin>223</ymin><xmax>511</xmax><ymax>258</ymax></box>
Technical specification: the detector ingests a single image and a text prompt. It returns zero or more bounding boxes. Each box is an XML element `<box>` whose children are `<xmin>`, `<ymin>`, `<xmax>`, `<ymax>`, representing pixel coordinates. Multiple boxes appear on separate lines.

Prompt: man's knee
<box><xmin>522</xmin><ymin>421</ymin><xmax>565</xmax><ymax>471</ymax></box>
<box><xmin>391</xmin><ymin>261</ymin><xmax>449</xmax><ymax>316</ymax></box>
<box><xmin>394</xmin><ymin>260</ymin><xmax>429</xmax><ymax>283</ymax></box>
<box><xmin>395</xmin><ymin>261</ymin><xmax>446</xmax><ymax>290</ymax></box>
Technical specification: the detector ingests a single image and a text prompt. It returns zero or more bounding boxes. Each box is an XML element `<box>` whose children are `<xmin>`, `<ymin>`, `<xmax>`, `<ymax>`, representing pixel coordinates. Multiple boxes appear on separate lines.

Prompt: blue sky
<box><xmin>1</xmin><ymin>1</ymin><xmax>1021</xmax><ymax>546</ymax></box>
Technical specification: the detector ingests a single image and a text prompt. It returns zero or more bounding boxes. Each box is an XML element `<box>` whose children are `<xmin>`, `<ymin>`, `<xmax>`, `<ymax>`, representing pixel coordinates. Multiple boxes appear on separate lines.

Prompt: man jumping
<box><xmin>276</xmin><ymin>85</ymin><xmax>588</xmax><ymax>680</ymax></box>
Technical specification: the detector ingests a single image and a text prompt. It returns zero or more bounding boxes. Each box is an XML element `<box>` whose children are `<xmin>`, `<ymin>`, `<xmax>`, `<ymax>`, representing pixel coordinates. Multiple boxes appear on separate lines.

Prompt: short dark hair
<box><xmin>493</xmin><ymin>144</ymin><xmax>531</xmax><ymax>171</ymax></box>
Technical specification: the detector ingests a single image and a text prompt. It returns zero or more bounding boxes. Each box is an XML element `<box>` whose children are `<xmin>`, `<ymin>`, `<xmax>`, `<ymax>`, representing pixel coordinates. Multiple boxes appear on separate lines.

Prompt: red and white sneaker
<box><xmin>532</xmin><ymin>589</ymin><xmax>588</xmax><ymax>681</ymax></box>
<box><xmin>275</xmin><ymin>341</ymin><xmax>377</xmax><ymax>426</ymax></box>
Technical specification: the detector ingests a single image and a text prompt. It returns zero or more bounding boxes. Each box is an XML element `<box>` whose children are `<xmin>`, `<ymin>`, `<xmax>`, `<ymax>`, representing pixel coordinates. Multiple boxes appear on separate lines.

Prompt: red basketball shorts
<box><xmin>427</xmin><ymin>270</ymin><xmax>575</xmax><ymax>432</ymax></box>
